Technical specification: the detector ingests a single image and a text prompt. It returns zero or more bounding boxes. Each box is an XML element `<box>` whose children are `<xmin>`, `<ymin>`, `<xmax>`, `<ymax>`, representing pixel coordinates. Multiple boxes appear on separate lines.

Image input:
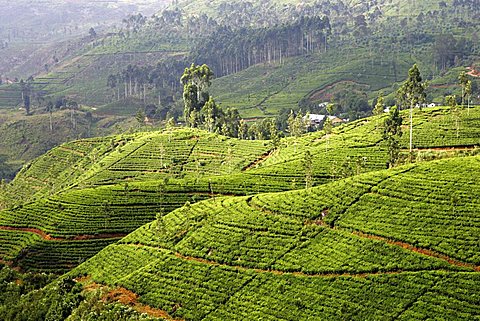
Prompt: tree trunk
<box><xmin>409</xmin><ymin>103</ymin><xmax>413</xmax><ymax>153</ymax></box>
<box><xmin>143</xmin><ymin>84</ymin><xmax>146</xmax><ymax>103</ymax></box>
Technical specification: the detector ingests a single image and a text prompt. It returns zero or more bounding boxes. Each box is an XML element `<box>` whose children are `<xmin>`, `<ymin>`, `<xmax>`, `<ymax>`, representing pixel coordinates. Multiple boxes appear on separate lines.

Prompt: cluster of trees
<box><xmin>381</xmin><ymin>64</ymin><xmax>476</xmax><ymax>167</ymax></box>
<box><xmin>192</xmin><ymin>16</ymin><xmax>331</xmax><ymax>76</ymax></box>
<box><xmin>433</xmin><ymin>34</ymin><xmax>474</xmax><ymax>71</ymax></box>
<box><xmin>107</xmin><ymin>61</ymin><xmax>186</xmax><ymax>104</ymax></box>
<box><xmin>181</xmin><ymin>64</ymin><xmax>316</xmax><ymax>142</ymax></box>
<box><xmin>181</xmin><ymin>64</ymin><xmax>242</xmax><ymax>137</ymax></box>
<box><xmin>19</xmin><ymin>79</ymin><xmax>33</xmax><ymax>115</ymax></box>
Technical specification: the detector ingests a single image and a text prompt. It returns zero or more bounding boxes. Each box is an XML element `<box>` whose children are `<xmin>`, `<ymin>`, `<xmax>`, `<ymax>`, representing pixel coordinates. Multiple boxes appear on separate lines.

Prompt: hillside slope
<box><xmin>2</xmin><ymin>0</ymin><xmax>478</xmax><ymax>119</ymax></box>
<box><xmin>67</xmin><ymin>155</ymin><xmax>480</xmax><ymax>320</ymax></box>
<box><xmin>0</xmin><ymin>110</ymin><xmax>136</xmax><ymax>180</ymax></box>
<box><xmin>0</xmin><ymin>106</ymin><xmax>478</xmax><ymax>273</ymax></box>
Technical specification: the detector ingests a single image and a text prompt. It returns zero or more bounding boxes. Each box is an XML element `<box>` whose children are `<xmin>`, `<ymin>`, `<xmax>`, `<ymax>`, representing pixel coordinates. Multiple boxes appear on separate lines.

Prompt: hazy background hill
<box><xmin>0</xmin><ymin>0</ymin><xmax>479</xmax><ymax>180</ymax></box>
<box><xmin>0</xmin><ymin>0</ymin><xmax>170</xmax><ymax>78</ymax></box>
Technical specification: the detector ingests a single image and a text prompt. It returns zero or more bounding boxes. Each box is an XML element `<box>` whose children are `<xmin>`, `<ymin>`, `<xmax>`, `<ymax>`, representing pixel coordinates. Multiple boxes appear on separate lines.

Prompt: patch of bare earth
<box><xmin>77</xmin><ymin>278</ymin><xmax>183</xmax><ymax>321</ymax></box>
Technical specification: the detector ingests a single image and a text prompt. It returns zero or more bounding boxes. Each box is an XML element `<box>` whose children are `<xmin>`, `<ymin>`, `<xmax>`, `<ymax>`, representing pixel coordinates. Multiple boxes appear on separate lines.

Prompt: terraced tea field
<box><xmin>71</xmin><ymin>155</ymin><xmax>480</xmax><ymax>320</ymax></box>
<box><xmin>0</xmin><ymin>107</ymin><xmax>479</xmax><ymax>272</ymax></box>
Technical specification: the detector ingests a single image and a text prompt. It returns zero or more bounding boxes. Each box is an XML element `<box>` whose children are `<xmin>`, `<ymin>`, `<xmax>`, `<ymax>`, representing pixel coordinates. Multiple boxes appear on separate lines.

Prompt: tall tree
<box><xmin>383</xmin><ymin>106</ymin><xmax>403</xmax><ymax>168</ymax></box>
<box><xmin>303</xmin><ymin>150</ymin><xmax>313</xmax><ymax>189</ymax></box>
<box><xmin>465</xmin><ymin>80</ymin><xmax>472</xmax><ymax>114</ymax></box>
<box><xmin>238</xmin><ymin>119</ymin><xmax>248</xmax><ymax>140</ymax></box>
<box><xmin>201</xmin><ymin>96</ymin><xmax>219</xmax><ymax>132</ymax></box>
<box><xmin>446</xmin><ymin>95</ymin><xmax>460</xmax><ymax>138</ymax></box>
<box><xmin>373</xmin><ymin>93</ymin><xmax>385</xmax><ymax>116</ymax></box>
<box><xmin>458</xmin><ymin>71</ymin><xmax>469</xmax><ymax>107</ymax></box>
<box><xmin>397</xmin><ymin>64</ymin><xmax>428</xmax><ymax>153</ymax></box>
<box><xmin>67</xmin><ymin>100</ymin><xmax>78</xmax><ymax>129</ymax></box>
<box><xmin>19</xmin><ymin>79</ymin><xmax>32</xmax><ymax>115</ymax></box>
<box><xmin>107</xmin><ymin>74</ymin><xmax>118</xmax><ymax>101</ymax></box>
<box><xmin>181</xmin><ymin>64</ymin><xmax>214</xmax><ymax>127</ymax></box>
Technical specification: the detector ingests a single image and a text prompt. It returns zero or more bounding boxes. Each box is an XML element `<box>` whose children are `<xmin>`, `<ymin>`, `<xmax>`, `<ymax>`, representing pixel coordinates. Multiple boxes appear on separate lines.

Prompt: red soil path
<box><xmin>0</xmin><ymin>226</ymin><xmax>127</xmax><ymax>241</ymax></box>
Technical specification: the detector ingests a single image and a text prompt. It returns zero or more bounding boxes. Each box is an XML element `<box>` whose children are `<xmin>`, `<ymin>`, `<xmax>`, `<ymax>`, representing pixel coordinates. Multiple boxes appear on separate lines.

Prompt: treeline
<box><xmin>180</xmin><ymin>64</ymin><xmax>311</xmax><ymax>141</ymax></box>
<box><xmin>106</xmin><ymin>60</ymin><xmax>186</xmax><ymax>105</ymax></box>
<box><xmin>191</xmin><ymin>16</ymin><xmax>331</xmax><ymax>76</ymax></box>
<box><xmin>433</xmin><ymin>34</ymin><xmax>475</xmax><ymax>71</ymax></box>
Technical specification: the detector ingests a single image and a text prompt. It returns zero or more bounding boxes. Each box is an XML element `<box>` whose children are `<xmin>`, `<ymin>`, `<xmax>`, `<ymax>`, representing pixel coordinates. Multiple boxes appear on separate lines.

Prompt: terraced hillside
<box><xmin>0</xmin><ymin>129</ymin><xmax>272</xmax><ymax>272</ymax></box>
<box><xmin>69</xmin><ymin>155</ymin><xmax>480</xmax><ymax>320</ymax></box>
<box><xmin>211</xmin><ymin>49</ymin><xmax>416</xmax><ymax>117</ymax></box>
<box><xmin>0</xmin><ymin>106</ymin><xmax>479</xmax><ymax>273</ymax></box>
<box><xmin>2</xmin><ymin>0</ymin><xmax>478</xmax><ymax>119</ymax></box>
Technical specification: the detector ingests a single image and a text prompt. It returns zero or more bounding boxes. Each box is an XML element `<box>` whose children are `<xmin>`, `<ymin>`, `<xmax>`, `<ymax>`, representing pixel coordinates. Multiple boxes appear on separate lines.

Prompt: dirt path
<box><xmin>243</xmin><ymin>150</ymin><xmax>275</xmax><ymax>171</ymax></box>
<box><xmin>254</xmin><ymin>79</ymin><xmax>292</xmax><ymax>114</ymax></box>
<box><xmin>58</xmin><ymin>146</ymin><xmax>86</xmax><ymax>157</ymax></box>
<box><xmin>105</xmin><ymin>287</ymin><xmax>183</xmax><ymax>320</ymax></box>
<box><xmin>125</xmin><ymin>243</ymin><xmax>462</xmax><ymax>280</ymax></box>
<box><xmin>247</xmin><ymin>195</ymin><xmax>479</xmax><ymax>272</ymax></box>
<box><xmin>351</xmin><ymin>231</ymin><xmax>480</xmax><ymax>271</ymax></box>
<box><xmin>0</xmin><ymin>226</ymin><xmax>127</xmax><ymax>241</ymax></box>
<box><xmin>174</xmin><ymin>251</ymin><xmax>455</xmax><ymax>278</ymax></box>
<box><xmin>404</xmin><ymin>146</ymin><xmax>478</xmax><ymax>152</ymax></box>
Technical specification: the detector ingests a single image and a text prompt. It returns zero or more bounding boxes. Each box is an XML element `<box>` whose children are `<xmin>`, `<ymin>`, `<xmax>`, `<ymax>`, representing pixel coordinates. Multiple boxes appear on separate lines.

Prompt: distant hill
<box><xmin>0</xmin><ymin>109</ymin><xmax>135</xmax><ymax>180</ymax></box>
<box><xmin>1</xmin><ymin>0</ymin><xmax>478</xmax><ymax>120</ymax></box>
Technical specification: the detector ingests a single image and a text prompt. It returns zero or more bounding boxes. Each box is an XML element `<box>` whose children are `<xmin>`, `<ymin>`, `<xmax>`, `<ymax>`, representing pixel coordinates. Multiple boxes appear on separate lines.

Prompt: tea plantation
<box><xmin>70</xmin><ymin>155</ymin><xmax>480</xmax><ymax>320</ymax></box>
<box><xmin>0</xmin><ymin>106</ymin><xmax>479</xmax><ymax>274</ymax></box>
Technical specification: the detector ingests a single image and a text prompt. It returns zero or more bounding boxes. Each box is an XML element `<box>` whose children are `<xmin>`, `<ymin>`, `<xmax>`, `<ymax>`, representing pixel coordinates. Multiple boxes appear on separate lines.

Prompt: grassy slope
<box><xmin>0</xmin><ymin>109</ymin><xmax>136</xmax><ymax>181</ymax></box>
<box><xmin>1</xmin><ymin>0</ymin><xmax>474</xmax><ymax>119</ymax></box>
<box><xmin>211</xmin><ymin>48</ymin><xmax>478</xmax><ymax>118</ymax></box>
<box><xmin>0</xmin><ymin>106</ymin><xmax>478</xmax><ymax>273</ymax></box>
<box><xmin>211</xmin><ymin>49</ymin><xmax>414</xmax><ymax>117</ymax></box>
<box><xmin>70</xmin><ymin>155</ymin><xmax>480</xmax><ymax>320</ymax></box>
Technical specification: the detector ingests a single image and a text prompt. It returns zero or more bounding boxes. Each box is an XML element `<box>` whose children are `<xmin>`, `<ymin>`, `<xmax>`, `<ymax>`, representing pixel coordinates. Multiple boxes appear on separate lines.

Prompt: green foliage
<box><xmin>65</xmin><ymin>155</ymin><xmax>480</xmax><ymax>320</ymax></box>
<box><xmin>373</xmin><ymin>93</ymin><xmax>385</xmax><ymax>116</ymax></box>
<box><xmin>0</xmin><ymin>276</ymin><xmax>82</xmax><ymax>321</ymax></box>
<box><xmin>397</xmin><ymin>64</ymin><xmax>428</xmax><ymax>110</ymax></box>
<box><xmin>182</xmin><ymin>64</ymin><xmax>214</xmax><ymax>127</ymax></box>
<box><xmin>303</xmin><ymin>150</ymin><xmax>313</xmax><ymax>189</ymax></box>
<box><xmin>1</xmin><ymin>107</ymin><xmax>480</xmax><ymax>274</ymax></box>
<box><xmin>383</xmin><ymin>106</ymin><xmax>403</xmax><ymax>168</ymax></box>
